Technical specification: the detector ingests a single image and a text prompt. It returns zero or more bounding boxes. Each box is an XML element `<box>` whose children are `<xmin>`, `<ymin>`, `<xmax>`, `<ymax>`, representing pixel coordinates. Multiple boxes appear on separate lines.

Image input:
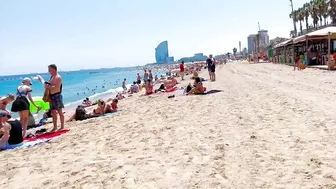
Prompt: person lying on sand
<box><xmin>0</xmin><ymin>110</ymin><xmax>23</xmax><ymax>150</ymax></box>
<box><xmin>105</xmin><ymin>99</ymin><xmax>118</xmax><ymax>113</ymax></box>
<box><xmin>92</xmin><ymin>99</ymin><xmax>105</xmax><ymax>116</ymax></box>
<box><xmin>187</xmin><ymin>77</ymin><xmax>204</xmax><ymax>95</ymax></box>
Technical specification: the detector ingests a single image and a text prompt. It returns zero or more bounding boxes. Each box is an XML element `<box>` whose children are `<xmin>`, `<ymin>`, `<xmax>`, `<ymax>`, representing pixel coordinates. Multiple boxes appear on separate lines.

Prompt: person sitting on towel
<box><xmin>0</xmin><ymin>110</ymin><xmax>24</xmax><ymax>150</ymax></box>
<box><xmin>0</xmin><ymin>94</ymin><xmax>15</xmax><ymax>112</ymax></box>
<box><xmin>188</xmin><ymin>77</ymin><xmax>204</xmax><ymax>95</ymax></box>
<box><xmin>105</xmin><ymin>99</ymin><xmax>118</xmax><ymax>113</ymax></box>
<box><xmin>145</xmin><ymin>80</ymin><xmax>154</xmax><ymax>95</ymax></box>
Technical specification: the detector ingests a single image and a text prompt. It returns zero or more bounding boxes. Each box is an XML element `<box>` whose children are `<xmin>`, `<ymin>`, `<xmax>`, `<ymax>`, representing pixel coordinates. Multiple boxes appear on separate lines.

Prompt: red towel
<box><xmin>25</xmin><ymin>129</ymin><xmax>70</xmax><ymax>141</ymax></box>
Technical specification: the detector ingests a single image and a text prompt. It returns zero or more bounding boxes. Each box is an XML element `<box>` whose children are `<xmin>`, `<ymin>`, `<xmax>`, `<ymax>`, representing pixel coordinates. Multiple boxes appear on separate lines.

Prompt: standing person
<box><xmin>45</xmin><ymin>64</ymin><xmax>65</xmax><ymax>132</ymax></box>
<box><xmin>137</xmin><ymin>73</ymin><xmax>142</xmax><ymax>84</ymax></box>
<box><xmin>11</xmin><ymin>78</ymin><xmax>40</xmax><ymax>137</ymax></box>
<box><xmin>149</xmin><ymin>70</ymin><xmax>153</xmax><ymax>81</ymax></box>
<box><xmin>180</xmin><ymin>61</ymin><xmax>185</xmax><ymax>80</ymax></box>
<box><xmin>207</xmin><ymin>55</ymin><xmax>214</xmax><ymax>81</ymax></box>
<box><xmin>211</xmin><ymin>56</ymin><xmax>216</xmax><ymax>81</ymax></box>
<box><xmin>122</xmin><ymin>78</ymin><xmax>127</xmax><ymax>91</ymax></box>
<box><xmin>144</xmin><ymin>70</ymin><xmax>149</xmax><ymax>81</ymax></box>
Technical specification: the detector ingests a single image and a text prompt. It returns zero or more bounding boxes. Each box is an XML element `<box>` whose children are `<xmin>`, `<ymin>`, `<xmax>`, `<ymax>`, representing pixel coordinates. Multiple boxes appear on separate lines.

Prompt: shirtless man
<box><xmin>46</xmin><ymin>64</ymin><xmax>65</xmax><ymax>132</ymax></box>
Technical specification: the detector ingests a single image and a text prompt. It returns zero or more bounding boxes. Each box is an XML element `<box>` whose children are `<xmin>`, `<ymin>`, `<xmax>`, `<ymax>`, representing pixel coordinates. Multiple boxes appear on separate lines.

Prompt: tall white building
<box><xmin>247</xmin><ymin>30</ymin><xmax>270</xmax><ymax>55</ymax></box>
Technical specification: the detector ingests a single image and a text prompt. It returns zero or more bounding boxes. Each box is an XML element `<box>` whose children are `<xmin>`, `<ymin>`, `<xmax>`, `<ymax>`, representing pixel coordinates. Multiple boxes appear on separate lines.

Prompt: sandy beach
<box><xmin>1</xmin><ymin>62</ymin><xmax>336</xmax><ymax>188</ymax></box>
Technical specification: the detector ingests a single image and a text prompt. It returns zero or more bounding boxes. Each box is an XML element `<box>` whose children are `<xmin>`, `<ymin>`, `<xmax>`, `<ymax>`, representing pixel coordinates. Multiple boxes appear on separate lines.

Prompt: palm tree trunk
<box><xmin>305</xmin><ymin>17</ymin><xmax>309</xmax><ymax>31</ymax></box>
<box><xmin>320</xmin><ymin>17</ymin><xmax>323</xmax><ymax>27</ymax></box>
<box><xmin>300</xmin><ymin>21</ymin><xmax>303</xmax><ymax>34</ymax></box>
<box><xmin>324</xmin><ymin>17</ymin><xmax>327</xmax><ymax>26</ymax></box>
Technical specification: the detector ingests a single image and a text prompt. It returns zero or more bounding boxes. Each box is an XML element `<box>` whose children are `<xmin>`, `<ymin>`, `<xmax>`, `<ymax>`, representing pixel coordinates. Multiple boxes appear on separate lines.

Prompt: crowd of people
<box><xmin>0</xmin><ymin>54</ymin><xmax>218</xmax><ymax>150</ymax></box>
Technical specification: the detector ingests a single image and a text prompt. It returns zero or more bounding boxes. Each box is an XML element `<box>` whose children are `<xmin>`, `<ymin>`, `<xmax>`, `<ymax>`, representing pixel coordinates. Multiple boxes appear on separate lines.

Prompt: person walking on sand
<box><xmin>45</xmin><ymin>64</ymin><xmax>65</xmax><ymax>132</ymax></box>
<box><xmin>180</xmin><ymin>61</ymin><xmax>185</xmax><ymax>80</ymax></box>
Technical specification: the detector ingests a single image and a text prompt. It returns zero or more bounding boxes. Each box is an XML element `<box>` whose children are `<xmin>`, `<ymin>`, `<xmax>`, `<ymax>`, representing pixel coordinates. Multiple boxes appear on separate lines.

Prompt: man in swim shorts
<box><xmin>46</xmin><ymin>64</ymin><xmax>65</xmax><ymax>132</ymax></box>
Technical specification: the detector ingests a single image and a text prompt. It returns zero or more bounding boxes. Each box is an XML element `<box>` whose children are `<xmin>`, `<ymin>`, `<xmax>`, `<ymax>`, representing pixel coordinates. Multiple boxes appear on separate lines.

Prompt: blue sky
<box><xmin>0</xmin><ymin>0</ymin><xmax>309</xmax><ymax>75</ymax></box>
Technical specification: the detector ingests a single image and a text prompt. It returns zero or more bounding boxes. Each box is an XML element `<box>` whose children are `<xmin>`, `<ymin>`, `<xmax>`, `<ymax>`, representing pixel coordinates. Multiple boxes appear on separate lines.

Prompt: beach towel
<box><xmin>1</xmin><ymin>138</ymin><xmax>52</xmax><ymax>151</ymax></box>
<box><xmin>101</xmin><ymin>110</ymin><xmax>121</xmax><ymax>117</ymax></box>
<box><xmin>25</xmin><ymin>129</ymin><xmax>70</xmax><ymax>141</ymax></box>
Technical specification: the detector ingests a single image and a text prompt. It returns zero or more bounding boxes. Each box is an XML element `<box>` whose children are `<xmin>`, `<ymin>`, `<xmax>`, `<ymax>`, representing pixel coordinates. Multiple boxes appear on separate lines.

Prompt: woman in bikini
<box><xmin>105</xmin><ymin>99</ymin><xmax>119</xmax><ymax>113</ymax></box>
<box><xmin>11</xmin><ymin>78</ymin><xmax>40</xmax><ymax>137</ymax></box>
<box><xmin>188</xmin><ymin>77</ymin><xmax>204</xmax><ymax>95</ymax></box>
<box><xmin>145</xmin><ymin>80</ymin><xmax>154</xmax><ymax>95</ymax></box>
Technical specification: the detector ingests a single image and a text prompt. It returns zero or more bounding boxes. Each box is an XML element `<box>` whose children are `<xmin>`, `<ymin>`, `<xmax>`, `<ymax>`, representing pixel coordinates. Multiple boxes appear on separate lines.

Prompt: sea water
<box><xmin>0</xmin><ymin>67</ymin><xmax>165</xmax><ymax>117</ymax></box>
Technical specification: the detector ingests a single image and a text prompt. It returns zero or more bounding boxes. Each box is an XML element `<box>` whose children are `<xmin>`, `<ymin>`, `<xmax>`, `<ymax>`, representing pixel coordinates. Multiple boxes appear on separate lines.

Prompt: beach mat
<box><xmin>25</xmin><ymin>129</ymin><xmax>70</xmax><ymax>141</ymax></box>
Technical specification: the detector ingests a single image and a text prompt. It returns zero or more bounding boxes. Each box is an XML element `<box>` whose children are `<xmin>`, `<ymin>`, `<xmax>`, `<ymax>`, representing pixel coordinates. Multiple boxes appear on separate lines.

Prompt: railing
<box><xmin>290</xmin><ymin>23</ymin><xmax>336</xmax><ymax>38</ymax></box>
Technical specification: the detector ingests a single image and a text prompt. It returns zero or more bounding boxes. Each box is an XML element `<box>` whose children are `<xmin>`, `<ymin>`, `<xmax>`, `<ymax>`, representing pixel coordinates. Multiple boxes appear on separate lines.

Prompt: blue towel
<box><xmin>2</xmin><ymin>138</ymin><xmax>52</xmax><ymax>151</ymax></box>
<box><xmin>102</xmin><ymin>110</ymin><xmax>121</xmax><ymax>117</ymax></box>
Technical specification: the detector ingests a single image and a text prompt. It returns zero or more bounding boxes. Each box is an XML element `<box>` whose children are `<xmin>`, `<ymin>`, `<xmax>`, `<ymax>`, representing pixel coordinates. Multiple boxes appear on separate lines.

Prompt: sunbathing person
<box><xmin>188</xmin><ymin>77</ymin><xmax>205</xmax><ymax>95</ymax></box>
<box><xmin>67</xmin><ymin>99</ymin><xmax>105</xmax><ymax>122</ymax></box>
<box><xmin>0</xmin><ymin>110</ymin><xmax>24</xmax><ymax>150</ymax></box>
<box><xmin>105</xmin><ymin>99</ymin><xmax>118</xmax><ymax>113</ymax></box>
<box><xmin>0</xmin><ymin>94</ymin><xmax>15</xmax><ymax>112</ymax></box>
<box><xmin>145</xmin><ymin>80</ymin><xmax>154</xmax><ymax>95</ymax></box>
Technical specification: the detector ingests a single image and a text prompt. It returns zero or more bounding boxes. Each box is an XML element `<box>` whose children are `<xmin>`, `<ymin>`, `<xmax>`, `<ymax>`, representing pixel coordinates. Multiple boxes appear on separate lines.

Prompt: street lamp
<box><xmin>290</xmin><ymin>0</ymin><xmax>296</xmax><ymax>69</ymax></box>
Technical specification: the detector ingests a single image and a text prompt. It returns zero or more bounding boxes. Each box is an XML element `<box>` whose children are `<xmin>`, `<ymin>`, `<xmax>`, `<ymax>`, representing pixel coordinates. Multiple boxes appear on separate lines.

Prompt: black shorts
<box><xmin>137</xmin><ymin>80</ymin><xmax>141</xmax><ymax>84</ymax></box>
<box><xmin>11</xmin><ymin>96</ymin><xmax>30</xmax><ymax>112</ymax></box>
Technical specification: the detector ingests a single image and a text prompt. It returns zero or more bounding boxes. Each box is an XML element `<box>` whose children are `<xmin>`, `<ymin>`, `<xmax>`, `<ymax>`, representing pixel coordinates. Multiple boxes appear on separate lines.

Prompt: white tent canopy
<box><xmin>293</xmin><ymin>26</ymin><xmax>336</xmax><ymax>43</ymax></box>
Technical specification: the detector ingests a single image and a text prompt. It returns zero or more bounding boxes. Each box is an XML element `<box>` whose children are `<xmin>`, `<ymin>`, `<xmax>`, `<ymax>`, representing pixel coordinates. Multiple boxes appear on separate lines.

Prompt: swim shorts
<box><xmin>50</xmin><ymin>93</ymin><xmax>64</xmax><ymax>110</ymax></box>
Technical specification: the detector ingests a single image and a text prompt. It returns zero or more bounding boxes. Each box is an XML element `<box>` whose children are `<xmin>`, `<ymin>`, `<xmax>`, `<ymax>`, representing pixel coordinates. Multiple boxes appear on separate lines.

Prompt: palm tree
<box><xmin>297</xmin><ymin>8</ymin><xmax>305</xmax><ymax>34</ymax></box>
<box><xmin>233</xmin><ymin>48</ymin><xmax>237</xmax><ymax>57</ymax></box>
<box><xmin>321</xmin><ymin>0</ymin><xmax>329</xmax><ymax>26</ymax></box>
<box><xmin>289</xmin><ymin>10</ymin><xmax>298</xmax><ymax>36</ymax></box>
<box><xmin>309</xmin><ymin>0</ymin><xmax>319</xmax><ymax>29</ymax></box>
<box><xmin>303</xmin><ymin>3</ymin><xmax>311</xmax><ymax>31</ymax></box>
<box><xmin>329</xmin><ymin>0</ymin><xmax>336</xmax><ymax>24</ymax></box>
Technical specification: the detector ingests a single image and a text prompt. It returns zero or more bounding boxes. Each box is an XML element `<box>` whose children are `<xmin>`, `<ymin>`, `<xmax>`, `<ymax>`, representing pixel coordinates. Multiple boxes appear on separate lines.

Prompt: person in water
<box><xmin>11</xmin><ymin>78</ymin><xmax>40</xmax><ymax>137</ymax></box>
<box><xmin>145</xmin><ymin>80</ymin><xmax>154</xmax><ymax>95</ymax></box>
<box><xmin>0</xmin><ymin>110</ymin><xmax>24</xmax><ymax>150</ymax></box>
<box><xmin>188</xmin><ymin>77</ymin><xmax>204</xmax><ymax>95</ymax></box>
<box><xmin>46</xmin><ymin>64</ymin><xmax>65</xmax><ymax>132</ymax></box>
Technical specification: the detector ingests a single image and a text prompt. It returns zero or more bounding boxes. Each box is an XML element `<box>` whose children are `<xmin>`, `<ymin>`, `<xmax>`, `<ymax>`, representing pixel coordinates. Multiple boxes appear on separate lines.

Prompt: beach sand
<box><xmin>1</xmin><ymin>63</ymin><xmax>336</xmax><ymax>188</ymax></box>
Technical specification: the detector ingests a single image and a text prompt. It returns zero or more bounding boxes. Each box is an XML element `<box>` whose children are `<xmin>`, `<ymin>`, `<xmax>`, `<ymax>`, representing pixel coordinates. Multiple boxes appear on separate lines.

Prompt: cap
<box><xmin>22</xmin><ymin>77</ymin><xmax>32</xmax><ymax>85</ymax></box>
<box><xmin>0</xmin><ymin>110</ymin><xmax>10</xmax><ymax>118</ymax></box>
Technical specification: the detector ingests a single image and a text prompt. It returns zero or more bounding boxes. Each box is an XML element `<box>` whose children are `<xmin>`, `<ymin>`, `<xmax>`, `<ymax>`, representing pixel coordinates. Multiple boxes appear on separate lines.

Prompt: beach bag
<box><xmin>42</xmin><ymin>89</ymin><xmax>51</xmax><ymax>103</ymax></box>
